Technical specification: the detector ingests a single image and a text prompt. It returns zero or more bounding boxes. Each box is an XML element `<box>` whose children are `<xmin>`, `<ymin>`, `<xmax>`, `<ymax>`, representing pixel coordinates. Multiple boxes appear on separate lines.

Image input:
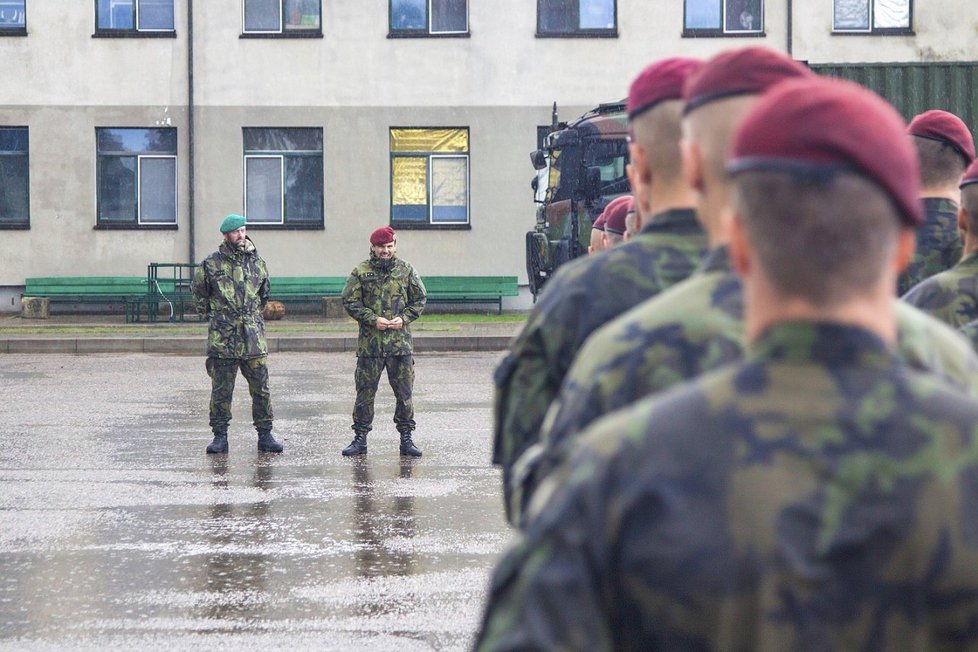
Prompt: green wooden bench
<box><xmin>422</xmin><ymin>276</ymin><xmax>519</xmax><ymax>314</ymax></box>
<box><xmin>269</xmin><ymin>277</ymin><xmax>347</xmax><ymax>302</ymax></box>
<box><xmin>24</xmin><ymin>277</ymin><xmax>148</xmax><ymax>314</ymax></box>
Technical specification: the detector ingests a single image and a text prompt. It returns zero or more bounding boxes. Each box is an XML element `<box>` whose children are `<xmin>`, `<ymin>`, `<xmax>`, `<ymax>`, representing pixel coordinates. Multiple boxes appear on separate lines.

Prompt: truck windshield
<box><xmin>585</xmin><ymin>139</ymin><xmax>629</xmax><ymax>191</ymax></box>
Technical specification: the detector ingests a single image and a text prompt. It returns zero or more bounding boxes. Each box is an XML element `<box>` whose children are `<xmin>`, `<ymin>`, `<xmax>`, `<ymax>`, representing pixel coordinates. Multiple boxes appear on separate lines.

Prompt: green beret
<box><xmin>220</xmin><ymin>214</ymin><xmax>247</xmax><ymax>233</ymax></box>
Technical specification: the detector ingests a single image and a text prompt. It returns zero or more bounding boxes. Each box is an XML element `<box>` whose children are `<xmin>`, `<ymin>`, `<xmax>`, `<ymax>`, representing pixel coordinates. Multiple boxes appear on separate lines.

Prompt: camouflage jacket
<box><xmin>477</xmin><ymin>322</ymin><xmax>978</xmax><ymax>651</ymax></box>
<box><xmin>191</xmin><ymin>238</ymin><xmax>269</xmax><ymax>359</ymax></box>
<box><xmin>512</xmin><ymin>246</ymin><xmax>978</xmax><ymax>526</ymax></box>
<box><xmin>902</xmin><ymin>251</ymin><xmax>978</xmax><ymax>328</ymax></box>
<box><xmin>492</xmin><ymin>208</ymin><xmax>706</xmax><ymax>518</ymax></box>
<box><xmin>961</xmin><ymin>319</ymin><xmax>978</xmax><ymax>352</ymax></box>
<box><xmin>897</xmin><ymin>197</ymin><xmax>962</xmax><ymax>295</ymax></box>
<box><xmin>342</xmin><ymin>253</ymin><xmax>426</xmax><ymax>357</ymax></box>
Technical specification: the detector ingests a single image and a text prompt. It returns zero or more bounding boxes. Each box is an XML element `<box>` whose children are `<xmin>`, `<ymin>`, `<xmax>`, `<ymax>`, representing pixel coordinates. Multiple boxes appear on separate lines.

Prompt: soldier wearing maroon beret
<box><xmin>477</xmin><ymin>75</ymin><xmax>978</xmax><ymax>652</ymax></box>
<box><xmin>587</xmin><ymin>209</ymin><xmax>607</xmax><ymax>254</ymax></box>
<box><xmin>897</xmin><ymin>109</ymin><xmax>976</xmax><ymax>294</ymax></box>
<box><xmin>599</xmin><ymin>195</ymin><xmax>631</xmax><ymax>248</ymax></box>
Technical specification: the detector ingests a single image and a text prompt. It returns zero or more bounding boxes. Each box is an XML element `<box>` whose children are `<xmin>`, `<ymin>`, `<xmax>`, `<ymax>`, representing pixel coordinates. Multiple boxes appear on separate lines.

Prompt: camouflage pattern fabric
<box><xmin>492</xmin><ymin>208</ymin><xmax>706</xmax><ymax>521</ymax></box>
<box><xmin>206</xmin><ymin>356</ymin><xmax>273</xmax><ymax>431</ymax></box>
<box><xmin>511</xmin><ymin>246</ymin><xmax>978</xmax><ymax>526</ymax></box>
<box><xmin>342</xmin><ymin>252</ymin><xmax>426</xmax><ymax>358</ymax></box>
<box><xmin>353</xmin><ymin>355</ymin><xmax>416</xmax><ymax>435</ymax></box>
<box><xmin>902</xmin><ymin>251</ymin><xmax>978</xmax><ymax>327</ymax></box>
<box><xmin>477</xmin><ymin>322</ymin><xmax>978</xmax><ymax>651</ymax></box>
<box><xmin>961</xmin><ymin>319</ymin><xmax>978</xmax><ymax>352</ymax></box>
<box><xmin>897</xmin><ymin>197</ymin><xmax>963</xmax><ymax>295</ymax></box>
<box><xmin>192</xmin><ymin>238</ymin><xmax>269</xmax><ymax>359</ymax></box>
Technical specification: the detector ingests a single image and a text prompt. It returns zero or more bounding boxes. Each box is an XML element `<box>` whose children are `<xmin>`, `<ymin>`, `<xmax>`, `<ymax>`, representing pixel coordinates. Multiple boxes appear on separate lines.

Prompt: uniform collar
<box><xmin>696</xmin><ymin>245</ymin><xmax>732</xmax><ymax>275</ymax></box>
<box><xmin>638</xmin><ymin>207</ymin><xmax>700</xmax><ymax>235</ymax></box>
<box><xmin>749</xmin><ymin>321</ymin><xmax>893</xmax><ymax>368</ymax></box>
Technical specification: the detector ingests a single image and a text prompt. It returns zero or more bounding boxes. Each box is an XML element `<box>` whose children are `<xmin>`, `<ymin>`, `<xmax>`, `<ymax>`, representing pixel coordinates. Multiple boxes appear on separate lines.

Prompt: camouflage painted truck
<box><xmin>526</xmin><ymin>101</ymin><xmax>631</xmax><ymax>299</ymax></box>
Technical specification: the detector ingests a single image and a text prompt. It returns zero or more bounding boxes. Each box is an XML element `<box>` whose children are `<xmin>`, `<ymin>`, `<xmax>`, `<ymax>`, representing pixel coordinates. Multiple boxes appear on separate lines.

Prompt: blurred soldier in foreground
<box><xmin>903</xmin><ymin>159</ymin><xmax>978</xmax><ymax>326</ymax></box>
<box><xmin>897</xmin><ymin>109</ymin><xmax>975</xmax><ymax>294</ymax></box>
<box><xmin>192</xmin><ymin>214</ymin><xmax>283</xmax><ymax>454</ymax></box>
<box><xmin>476</xmin><ymin>76</ymin><xmax>978</xmax><ymax>651</ymax></box>
<box><xmin>491</xmin><ymin>57</ymin><xmax>706</xmax><ymax>523</ymax></box>
<box><xmin>341</xmin><ymin>226</ymin><xmax>426</xmax><ymax>457</ymax></box>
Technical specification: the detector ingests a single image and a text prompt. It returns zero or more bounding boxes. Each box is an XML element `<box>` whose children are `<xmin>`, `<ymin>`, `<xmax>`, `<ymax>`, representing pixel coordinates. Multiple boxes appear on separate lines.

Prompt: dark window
<box><xmin>390</xmin><ymin>128</ymin><xmax>469</xmax><ymax>227</ymax></box>
<box><xmin>833</xmin><ymin>0</ymin><xmax>911</xmax><ymax>33</ymax></box>
<box><xmin>96</xmin><ymin>0</ymin><xmax>174</xmax><ymax>33</ymax></box>
<box><xmin>390</xmin><ymin>0</ymin><xmax>468</xmax><ymax>35</ymax></box>
<box><xmin>96</xmin><ymin>128</ymin><xmax>177</xmax><ymax>226</ymax></box>
<box><xmin>243</xmin><ymin>0</ymin><xmax>322</xmax><ymax>35</ymax></box>
<box><xmin>684</xmin><ymin>0</ymin><xmax>763</xmax><ymax>35</ymax></box>
<box><xmin>243</xmin><ymin>128</ymin><xmax>324</xmax><ymax>228</ymax></box>
<box><xmin>537</xmin><ymin>0</ymin><xmax>616</xmax><ymax>37</ymax></box>
<box><xmin>0</xmin><ymin>1</ymin><xmax>26</xmax><ymax>33</ymax></box>
<box><xmin>0</xmin><ymin>127</ymin><xmax>29</xmax><ymax>228</ymax></box>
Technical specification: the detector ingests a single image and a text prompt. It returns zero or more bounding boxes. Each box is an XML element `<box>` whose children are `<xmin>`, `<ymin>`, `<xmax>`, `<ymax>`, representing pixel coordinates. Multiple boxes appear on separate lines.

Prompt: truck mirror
<box><xmin>530</xmin><ymin>149</ymin><xmax>547</xmax><ymax>170</ymax></box>
<box><xmin>531</xmin><ymin>176</ymin><xmax>539</xmax><ymax>192</ymax></box>
<box><xmin>584</xmin><ymin>166</ymin><xmax>602</xmax><ymax>199</ymax></box>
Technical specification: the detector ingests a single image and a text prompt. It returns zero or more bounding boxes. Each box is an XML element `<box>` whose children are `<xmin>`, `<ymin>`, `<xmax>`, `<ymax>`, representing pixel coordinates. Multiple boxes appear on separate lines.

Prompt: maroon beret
<box><xmin>961</xmin><ymin>159</ymin><xmax>978</xmax><ymax>189</ymax></box>
<box><xmin>907</xmin><ymin>110</ymin><xmax>976</xmax><ymax>164</ymax></box>
<box><xmin>369</xmin><ymin>226</ymin><xmax>396</xmax><ymax>246</ymax></box>
<box><xmin>602</xmin><ymin>196</ymin><xmax>633</xmax><ymax>235</ymax></box>
<box><xmin>728</xmin><ymin>76</ymin><xmax>923</xmax><ymax>227</ymax></box>
<box><xmin>627</xmin><ymin>57</ymin><xmax>704</xmax><ymax>119</ymax></box>
<box><xmin>591</xmin><ymin>212</ymin><xmax>607</xmax><ymax>231</ymax></box>
<box><xmin>683</xmin><ymin>46</ymin><xmax>812</xmax><ymax>115</ymax></box>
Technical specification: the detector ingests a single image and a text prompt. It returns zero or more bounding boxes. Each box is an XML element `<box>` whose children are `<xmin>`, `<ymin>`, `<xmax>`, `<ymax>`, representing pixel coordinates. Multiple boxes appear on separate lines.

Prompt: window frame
<box><xmin>242</xmin><ymin>127</ymin><xmax>325</xmax><ymax>230</ymax></box>
<box><xmin>0</xmin><ymin>126</ymin><xmax>30</xmax><ymax>230</ymax></box>
<box><xmin>389</xmin><ymin>127</ymin><xmax>471</xmax><ymax>230</ymax></box>
<box><xmin>536</xmin><ymin>0</ymin><xmax>618</xmax><ymax>38</ymax></box>
<box><xmin>93</xmin><ymin>0</ymin><xmax>177</xmax><ymax>38</ymax></box>
<box><xmin>241</xmin><ymin>0</ymin><xmax>324</xmax><ymax>38</ymax></box>
<box><xmin>388</xmin><ymin>0</ymin><xmax>470</xmax><ymax>38</ymax></box>
<box><xmin>95</xmin><ymin>127</ymin><xmax>178</xmax><ymax>230</ymax></box>
<box><xmin>0</xmin><ymin>0</ymin><xmax>27</xmax><ymax>36</ymax></box>
<box><xmin>682</xmin><ymin>0</ymin><xmax>766</xmax><ymax>38</ymax></box>
<box><xmin>832</xmin><ymin>0</ymin><xmax>914</xmax><ymax>35</ymax></box>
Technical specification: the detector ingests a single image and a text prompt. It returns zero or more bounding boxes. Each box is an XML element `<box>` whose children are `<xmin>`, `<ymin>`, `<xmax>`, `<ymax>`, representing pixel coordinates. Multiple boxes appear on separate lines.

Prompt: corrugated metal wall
<box><xmin>812</xmin><ymin>62</ymin><xmax>978</xmax><ymax>141</ymax></box>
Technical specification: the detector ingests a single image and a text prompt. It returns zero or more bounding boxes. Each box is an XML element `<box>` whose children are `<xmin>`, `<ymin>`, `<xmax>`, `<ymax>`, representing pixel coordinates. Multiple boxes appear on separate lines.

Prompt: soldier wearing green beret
<box><xmin>192</xmin><ymin>214</ymin><xmax>283</xmax><ymax>454</ymax></box>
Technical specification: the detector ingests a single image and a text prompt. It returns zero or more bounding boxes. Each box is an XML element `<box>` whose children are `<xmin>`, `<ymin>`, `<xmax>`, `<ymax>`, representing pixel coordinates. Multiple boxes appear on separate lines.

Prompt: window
<box><xmin>390</xmin><ymin>0</ymin><xmax>468</xmax><ymax>36</ymax></box>
<box><xmin>390</xmin><ymin>128</ymin><xmax>469</xmax><ymax>227</ymax></box>
<box><xmin>96</xmin><ymin>0</ymin><xmax>174</xmax><ymax>33</ymax></box>
<box><xmin>243</xmin><ymin>128</ymin><xmax>323</xmax><ymax>228</ymax></box>
<box><xmin>0</xmin><ymin>1</ymin><xmax>26</xmax><ymax>34</ymax></box>
<box><xmin>833</xmin><ymin>0</ymin><xmax>911</xmax><ymax>33</ymax></box>
<box><xmin>537</xmin><ymin>0</ymin><xmax>616</xmax><ymax>37</ymax></box>
<box><xmin>243</xmin><ymin>0</ymin><xmax>322</xmax><ymax>35</ymax></box>
<box><xmin>684</xmin><ymin>0</ymin><xmax>763</xmax><ymax>35</ymax></box>
<box><xmin>97</xmin><ymin>128</ymin><xmax>177</xmax><ymax>227</ymax></box>
<box><xmin>0</xmin><ymin>127</ymin><xmax>29</xmax><ymax>229</ymax></box>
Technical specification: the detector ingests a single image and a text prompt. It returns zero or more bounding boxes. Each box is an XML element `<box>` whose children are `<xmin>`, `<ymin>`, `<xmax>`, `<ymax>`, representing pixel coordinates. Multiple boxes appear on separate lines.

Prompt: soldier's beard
<box><xmin>370</xmin><ymin>250</ymin><xmax>395</xmax><ymax>272</ymax></box>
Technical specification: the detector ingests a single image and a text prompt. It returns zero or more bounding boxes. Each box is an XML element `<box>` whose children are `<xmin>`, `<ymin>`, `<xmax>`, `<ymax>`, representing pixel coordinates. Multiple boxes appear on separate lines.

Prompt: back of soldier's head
<box><xmin>960</xmin><ymin>160</ymin><xmax>978</xmax><ymax>232</ymax></box>
<box><xmin>728</xmin><ymin>77</ymin><xmax>922</xmax><ymax>307</ymax></box>
<box><xmin>907</xmin><ymin>110</ymin><xmax>975</xmax><ymax>190</ymax></box>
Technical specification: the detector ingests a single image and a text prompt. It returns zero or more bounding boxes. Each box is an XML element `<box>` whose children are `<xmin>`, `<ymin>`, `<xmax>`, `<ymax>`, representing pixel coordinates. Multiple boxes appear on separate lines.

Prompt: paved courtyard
<box><xmin>0</xmin><ymin>352</ymin><xmax>513</xmax><ymax>650</ymax></box>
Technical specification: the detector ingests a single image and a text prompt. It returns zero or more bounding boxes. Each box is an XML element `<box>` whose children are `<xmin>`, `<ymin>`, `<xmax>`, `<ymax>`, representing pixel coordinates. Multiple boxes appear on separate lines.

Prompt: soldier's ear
<box><xmin>728</xmin><ymin>211</ymin><xmax>752</xmax><ymax>279</ymax></box>
<box><xmin>893</xmin><ymin>228</ymin><xmax>916</xmax><ymax>275</ymax></box>
<box><xmin>957</xmin><ymin>206</ymin><xmax>969</xmax><ymax>235</ymax></box>
<box><xmin>681</xmin><ymin>138</ymin><xmax>705</xmax><ymax>195</ymax></box>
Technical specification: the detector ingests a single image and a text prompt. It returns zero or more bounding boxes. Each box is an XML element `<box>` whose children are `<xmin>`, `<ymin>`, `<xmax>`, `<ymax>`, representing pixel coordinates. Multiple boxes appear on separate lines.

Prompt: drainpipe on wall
<box><xmin>187</xmin><ymin>0</ymin><xmax>196</xmax><ymax>264</ymax></box>
<box><xmin>786</xmin><ymin>0</ymin><xmax>793</xmax><ymax>57</ymax></box>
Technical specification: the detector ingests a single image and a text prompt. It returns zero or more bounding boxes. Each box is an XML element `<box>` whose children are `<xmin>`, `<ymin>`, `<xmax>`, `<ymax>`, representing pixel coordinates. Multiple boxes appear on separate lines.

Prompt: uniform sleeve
<box><xmin>342</xmin><ymin>269</ymin><xmax>379</xmax><ymax>326</ymax></box>
<box><xmin>191</xmin><ymin>261</ymin><xmax>210</xmax><ymax>317</ymax></box>
<box><xmin>401</xmin><ymin>267</ymin><xmax>426</xmax><ymax>323</ymax></box>
<box><xmin>258</xmin><ymin>261</ymin><xmax>270</xmax><ymax>310</ymax></box>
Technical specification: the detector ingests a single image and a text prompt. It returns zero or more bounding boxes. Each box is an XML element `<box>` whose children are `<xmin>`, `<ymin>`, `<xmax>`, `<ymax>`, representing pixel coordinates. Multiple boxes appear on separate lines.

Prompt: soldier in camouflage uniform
<box><xmin>492</xmin><ymin>57</ymin><xmax>707</xmax><ymax>523</ymax></box>
<box><xmin>192</xmin><ymin>214</ymin><xmax>283</xmax><ymax>454</ymax></box>
<box><xmin>509</xmin><ymin>48</ymin><xmax>978</xmax><ymax>527</ymax></box>
<box><xmin>903</xmin><ymin>159</ymin><xmax>978</xmax><ymax>327</ymax></box>
<box><xmin>896</xmin><ymin>110</ymin><xmax>975</xmax><ymax>295</ymax></box>
<box><xmin>477</xmin><ymin>77</ymin><xmax>978</xmax><ymax>652</ymax></box>
<box><xmin>341</xmin><ymin>226</ymin><xmax>426</xmax><ymax>458</ymax></box>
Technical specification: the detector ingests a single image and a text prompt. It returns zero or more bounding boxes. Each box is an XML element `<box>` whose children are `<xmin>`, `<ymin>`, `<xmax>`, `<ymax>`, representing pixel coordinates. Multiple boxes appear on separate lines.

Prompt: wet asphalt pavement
<box><xmin>0</xmin><ymin>352</ymin><xmax>513</xmax><ymax>651</ymax></box>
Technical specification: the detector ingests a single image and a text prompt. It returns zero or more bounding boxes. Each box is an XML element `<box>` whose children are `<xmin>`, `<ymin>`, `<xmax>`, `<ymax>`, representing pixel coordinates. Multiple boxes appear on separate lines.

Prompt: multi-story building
<box><xmin>0</xmin><ymin>1</ymin><xmax>974</xmax><ymax>311</ymax></box>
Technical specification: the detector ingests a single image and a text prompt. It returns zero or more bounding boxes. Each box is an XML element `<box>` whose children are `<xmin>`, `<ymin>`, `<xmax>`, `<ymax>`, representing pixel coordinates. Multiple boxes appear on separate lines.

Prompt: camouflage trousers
<box><xmin>353</xmin><ymin>355</ymin><xmax>415</xmax><ymax>435</ymax></box>
<box><xmin>206</xmin><ymin>356</ymin><xmax>274</xmax><ymax>432</ymax></box>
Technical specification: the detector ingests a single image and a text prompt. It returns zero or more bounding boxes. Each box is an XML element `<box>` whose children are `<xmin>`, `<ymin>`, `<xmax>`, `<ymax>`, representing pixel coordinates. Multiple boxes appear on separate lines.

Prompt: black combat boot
<box><xmin>257</xmin><ymin>429</ymin><xmax>284</xmax><ymax>453</ymax></box>
<box><xmin>342</xmin><ymin>432</ymin><xmax>368</xmax><ymax>456</ymax></box>
<box><xmin>206</xmin><ymin>429</ymin><xmax>228</xmax><ymax>454</ymax></box>
<box><xmin>399</xmin><ymin>432</ymin><xmax>422</xmax><ymax>457</ymax></box>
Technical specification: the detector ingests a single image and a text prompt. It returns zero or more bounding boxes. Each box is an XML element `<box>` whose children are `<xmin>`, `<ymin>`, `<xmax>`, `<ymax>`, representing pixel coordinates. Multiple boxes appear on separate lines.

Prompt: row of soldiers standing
<box><xmin>480</xmin><ymin>47</ymin><xmax>978</xmax><ymax>650</ymax></box>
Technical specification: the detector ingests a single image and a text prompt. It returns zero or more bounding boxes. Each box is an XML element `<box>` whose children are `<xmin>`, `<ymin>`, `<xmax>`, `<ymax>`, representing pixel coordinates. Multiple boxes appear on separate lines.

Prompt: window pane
<box><xmin>431</xmin><ymin>156</ymin><xmax>468</xmax><ymax>223</ymax></box>
<box><xmin>874</xmin><ymin>0</ymin><xmax>909</xmax><ymax>28</ymax></box>
<box><xmin>98</xmin><ymin>128</ymin><xmax>176</xmax><ymax>155</ymax></box>
<box><xmin>244</xmin><ymin>0</ymin><xmax>281</xmax><ymax>31</ymax></box>
<box><xmin>539</xmin><ymin>0</ymin><xmax>576</xmax><ymax>33</ymax></box>
<box><xmin>244</xmin><ymin>127</ymin><xmax>322</xmax><ymax>153</ymax></box>
<box><xmin>431</xmin><ymin>0</ymin><xmax>467</xmax><ymax>32</ymax></box>
<box><xmin>0</xmin><ymin>156</ymin><xmax>29</xmax><ymax>223</ymax></box>
<box><xmin>284</xmin><ymin>156</ymin><xmax>323</xmax><ymax>223</ymax></box>
<box><xmin>391</xmin><ymin>0</ymin><xmax>426</xmax><ymax>30</ymax></box>
<box><xmin>392</xmin><ymin>156</ymin><xmax>428</xmax><ymax>222</ymax></box>
<box><xmin>137</xmin><ymin>0</ymin><xmax>174</xmax><ymax>30</ymax></box>
<box><xmin>834</xmin><ymin>0</ymin><xmax>869</xmax><ymax>29</ymax></box>
<box><xmin>284</xmin><ymin>0</ymin><xmax>320</xmax><ymax>29</ymax></box>
<box><xmin>579</xmin><ymin>0</ymin><xmax>614</xmax><ymax>29</ymax></box>
<box><xmin>391</xmin><ymin>128</ymin><xmax>468</xmax><ymax>153</ymax></box>
<box><xmin>99</xmin><ymin>157</ymin><xmax>137</xmax><ymax>222</ymax></box>
<box><xmin>246</xmin><ymin>157</ymin><xmax>283</xmax><ymax>223</ymax></box>
<box><xmin>139</xmin><ymin>157</ymin><xmax>176</xmax><ymax>223</ymax></box>
<box><xmin>0</xmin><ymin>126</ymin><xmax>27</xmax><ymax>152</ymax></box>
<box><xmin>0</xmin><ymin>1</ymin><xmax>26</xmax><ymax>28</ymax></box>
<box><xmin>685</xmin><ymin>0</ymin><xmax>720</xmax><ymax>29</ymax></box>
<box><xmin>725</xmin><ymin>0</ymin><xmax>760</xmax><ymax>31</ymax></box>
<box><xmin>98</xmin><ymin>0</ymin><xmax>135</xmax><ymax>29</ymax></box>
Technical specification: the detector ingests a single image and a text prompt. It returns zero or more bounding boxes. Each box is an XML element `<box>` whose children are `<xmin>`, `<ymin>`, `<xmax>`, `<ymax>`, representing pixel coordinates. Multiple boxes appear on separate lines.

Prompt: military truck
<box><xmin>526</xmin><ymin>101</ymin><xmax>630</xmax><ymax>299</ymax></box>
